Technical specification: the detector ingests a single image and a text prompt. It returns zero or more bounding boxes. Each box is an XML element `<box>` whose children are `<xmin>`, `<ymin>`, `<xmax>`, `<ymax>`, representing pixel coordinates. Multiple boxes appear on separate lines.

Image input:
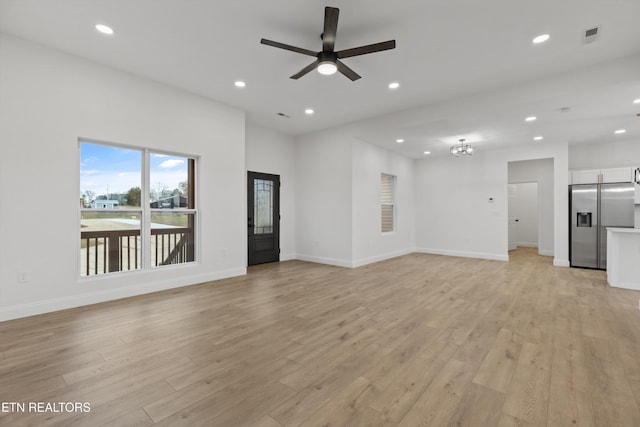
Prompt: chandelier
<box><xmin>450</xmin><ymin>138</ymin><xmax>474</xmax><ymax>156</ymax></box>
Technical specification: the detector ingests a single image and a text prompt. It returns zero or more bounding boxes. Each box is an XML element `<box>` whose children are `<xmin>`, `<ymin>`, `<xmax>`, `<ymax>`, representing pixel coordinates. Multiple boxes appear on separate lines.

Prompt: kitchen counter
<box><xmin>607</xmin><ymin>227</ymin><xmax>640</xmax><ymax>290</ymax></box>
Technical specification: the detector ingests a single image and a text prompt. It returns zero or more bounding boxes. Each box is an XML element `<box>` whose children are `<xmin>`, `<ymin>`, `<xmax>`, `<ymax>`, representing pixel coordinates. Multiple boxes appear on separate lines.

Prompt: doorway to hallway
<box><xmin>508</xmin><ymin>182</ymin><xmax>539</xmax><ymax>252</ymax></box>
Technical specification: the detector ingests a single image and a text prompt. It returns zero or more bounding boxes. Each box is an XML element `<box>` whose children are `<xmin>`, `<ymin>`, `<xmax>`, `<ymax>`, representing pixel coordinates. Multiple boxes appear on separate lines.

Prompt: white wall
<box><xmin>294</xmin><ymin>130</ymin><xmax>353</xmax><ymax>267</ymax></box>
<box><xmin>245</xmin><ymin>123</ymin><xmax>296</xmax><ymax>260</ymax></box>
<box><xmin>508</xmin><ymin>158</ymin><xmax>555</xmax><ymax>256</ymax></box>
<box><xmin>0</xmin><ymin>34</ymin><xmax>246</xmax><ymax>321</ymax></box>
<box><xmin>415</xmin><ymin>141</ymin><xmax>568</xmax><ymax>266</ymax></box>
<box><xmin>351</xmin><ymin>141</ymin><xmax>416</xmax><ymax>267</ymax></box>
<box><xmin>415</xmin><ymin>152</ymin><xmax>509</xmax><ymax>260</ymax></box>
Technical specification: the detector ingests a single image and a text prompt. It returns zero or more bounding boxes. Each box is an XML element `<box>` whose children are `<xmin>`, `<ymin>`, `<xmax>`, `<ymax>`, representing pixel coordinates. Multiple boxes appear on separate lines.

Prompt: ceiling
<box><xmin>1</xmin><ymin>0</ymin><xmax>640</xmax><ymax>158</ymax></box>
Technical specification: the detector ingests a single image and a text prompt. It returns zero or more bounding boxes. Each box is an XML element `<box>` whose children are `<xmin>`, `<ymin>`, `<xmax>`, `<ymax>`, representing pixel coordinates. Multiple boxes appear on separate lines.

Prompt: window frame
<box><xmin>78</xmin><ymin>139</ymin><xmax>199</xmax><ymax>278</ymax></box>
<box><xmin>381</xmin><ymin>173</ymin><xmax>396</xmax><ymax>234</ymax></box>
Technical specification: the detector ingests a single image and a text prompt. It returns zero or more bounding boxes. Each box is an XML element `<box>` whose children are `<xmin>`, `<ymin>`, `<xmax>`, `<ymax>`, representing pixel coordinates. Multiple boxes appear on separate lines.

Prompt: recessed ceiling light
<box><xmin>423</xmin><ymin>151</ymin><xmax>431</xmax><ymax>155</ymax></box>
<box><xmin>525</xmin><ymin>116</ymin><xmax>537</xmax><ymax>122</ymax></box>
<box><xmin>388</xmin><ymin>82</ymin><xmax>400</xmax><ymax>89</ymax></box>
<box><xmin>614</xmin><ymin>129</ymin><xmax>626</xmax><ymax>134</ymax></box>
<box><xmin>234</xmin><ymin>81</ymin><xmax>246</xmax><ymax>88</ymax></box>
<box><xmin>532</xmin><ymin>34</ymin><xmax>550</xmax><ymax>44</ymax></box>
<box><xmin>305</xmin><ymin>109</ymin><xmax>314</xmax><ymax>115</ymax></box>
<box><xmin>633</xmin><ymin>98</ymin><xmax>640</xmax><ymax>104</ymax></box>
<box><xmin>95</xmin><ymin>24</ymin><xmax>114</xmax><ymax>35</ymax></box>
<box><xmin>534</xmin><ymin>136</ymin><xmax>543</xmax><ymax>141</ymax></box>
<box><xmin>396</xmin><ymin>139</ymin><xmax>404</xmax><ymax>143</ymax></box>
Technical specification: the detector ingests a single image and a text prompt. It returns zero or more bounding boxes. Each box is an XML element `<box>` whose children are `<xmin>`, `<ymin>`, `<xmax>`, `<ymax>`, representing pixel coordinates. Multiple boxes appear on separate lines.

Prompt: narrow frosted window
<box><xmin>381</xmin><ymin>174</ymin><xmax>396</xmax><ymax>232</ymax></box>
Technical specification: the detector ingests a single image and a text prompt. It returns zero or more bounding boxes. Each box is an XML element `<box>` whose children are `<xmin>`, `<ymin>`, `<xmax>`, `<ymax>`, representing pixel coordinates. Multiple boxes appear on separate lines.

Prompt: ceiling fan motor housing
<box><xmin>318</xmin><ymin>51</ymin><xmax>337</xmax><ymax>63</ymax></box>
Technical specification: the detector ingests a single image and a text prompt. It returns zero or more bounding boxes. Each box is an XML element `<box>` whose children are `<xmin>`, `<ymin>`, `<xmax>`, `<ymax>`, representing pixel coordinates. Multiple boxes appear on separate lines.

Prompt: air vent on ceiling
<box><xmin>583</xmin><ymin>26</ymin><xmax>601</xmax><ymax>44</ymax></box>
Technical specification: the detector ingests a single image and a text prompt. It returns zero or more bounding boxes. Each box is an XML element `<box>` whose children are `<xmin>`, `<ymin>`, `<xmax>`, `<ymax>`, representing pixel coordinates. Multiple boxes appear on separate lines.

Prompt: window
<box><xmin>80</xmin><ymin>141</ymin><xmax>196</xmax><ymax>276</ymax></box>
<box><xmin>253</xmin><ymin>178</ymin><xmax>274</xmax><ymax>234</ymax></box>
<box><xmin>381</xmin><ymin>174</ymin><xmax>396</xmax><ymax>232</ymax></box>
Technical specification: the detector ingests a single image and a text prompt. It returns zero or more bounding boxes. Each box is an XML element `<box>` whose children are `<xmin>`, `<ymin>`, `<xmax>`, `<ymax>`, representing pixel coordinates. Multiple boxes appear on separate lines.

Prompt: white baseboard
<box><xmin>538</xmin><ymin>249</ymin><xmax>554</xmax><ymax>257</ymax></box>
<box><xmin>294</xmin><ymin>254</ymin><xmax>352</xmax><ymax>268</ymax></box>
<box><xmin>553</xmin><ymin>259</ymin><xmax>570</xmax><ymax>267</ymax></box>
<box><xmin>516</xmin><ymin>242</ymin><xmax>538</xmax><ymax>248</ymax></box>
<box><xmin>608</xmin><ymin>280</ymin><xmax>640</xmax><ymax>291</ymax></box>
<box><xmin>296</xmin><ymin>248</ymin><xmax>415</xmax><ymax>268</ymax></box>
<box><xmin>0</xmin><ymin>267</ymin><xmax>246</xmax><ymax>322</ymax></box>
<box><xmin>416</xmin><ymin>248</ymin><xmax>509</xmax><ymax>262</ymax></box>
<box><xmin>280</xmin><ymin>253</ymin><xmax>297</xmax><ymax>262</ymax></box>
<box><xmin>351</xmin><ymin>248</ymin><xmax>415</xmax><ymax>268</ymax></box>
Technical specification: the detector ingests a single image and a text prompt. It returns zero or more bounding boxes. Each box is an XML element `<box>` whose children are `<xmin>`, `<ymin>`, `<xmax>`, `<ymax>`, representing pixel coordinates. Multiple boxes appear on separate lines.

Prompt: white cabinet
<box><xmin>570</xmin><ymin>167</ymin><xmax>633</xmax><ymax>184</ymax></box>
<box><xmin>601</xmin><ymin>168</ymin><xmax>633</xmax><ymax>183</ymax></box>
<box><xmin>607</xmin><ymin>228</ymin><xmax>640</xmax><ymax>290</ymax></box>
<box><xmin>571</xmin><ymin>169</ymin><xmax>601</xmax><ymax>184</ymax></box>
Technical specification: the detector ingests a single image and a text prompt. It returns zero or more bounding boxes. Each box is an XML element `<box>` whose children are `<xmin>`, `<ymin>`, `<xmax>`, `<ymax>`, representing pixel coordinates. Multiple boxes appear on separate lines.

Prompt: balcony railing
<box><xmin>80</xmin><ymin>227</ymin><xmax>194</xmax><ymax>276</ymax></box>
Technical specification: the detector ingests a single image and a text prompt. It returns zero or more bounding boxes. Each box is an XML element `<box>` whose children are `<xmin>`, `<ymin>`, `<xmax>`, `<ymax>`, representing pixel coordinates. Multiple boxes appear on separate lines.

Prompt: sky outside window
<box><xmin>80</xmin><ymin>143</ymin><xmax>141</xmax><ymax>199</ymax></box>
<box><xmin>149</xmin><ymin>152</ymin><xmax>189</xmax><ymax>205</ymax></box>
<box><xmin>80</xmin><ymin>143</ymin><xmax>189</xmax><ymax>207</ymax></box>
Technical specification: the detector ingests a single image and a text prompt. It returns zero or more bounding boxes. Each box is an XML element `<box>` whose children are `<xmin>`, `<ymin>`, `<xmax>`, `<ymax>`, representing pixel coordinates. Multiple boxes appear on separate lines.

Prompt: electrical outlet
<box><xmin>17</xmin><ymin>272</ymin><xmax>28</xmax><ymax>283</ymax></box>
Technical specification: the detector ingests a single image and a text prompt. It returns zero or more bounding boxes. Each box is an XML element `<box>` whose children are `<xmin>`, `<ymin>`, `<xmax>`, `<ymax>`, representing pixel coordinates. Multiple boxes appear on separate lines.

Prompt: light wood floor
<box><xmin>2</xmin><ymin>248</ymin><xmax>640</xmax><ymax>426</ymax></box>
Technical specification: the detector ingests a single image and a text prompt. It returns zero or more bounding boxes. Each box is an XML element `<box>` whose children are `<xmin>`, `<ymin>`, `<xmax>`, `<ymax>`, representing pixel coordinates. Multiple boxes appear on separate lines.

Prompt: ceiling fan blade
<box><xmin>322</xmin><ymin>7</ymin><xmax>339</xmax><ymax>52</ymax></box>
<box><xmin>336</xmin><ymin>40</ymin><xmax>396</xmax><ymax>59</ymax></box>
<box><xmin>336</xmin><ymin>60</ymin><xmax>361</xmax><ymax>81</ymax></box>
<box><xmin>260</xmin><ymin>38</ymin><xmax>317</xmax><ymax>57</ymax></box>
<box><xmin>290</xmin><ymin>60</ymin><xmax>319</xmax><ymax>79</ymax></box>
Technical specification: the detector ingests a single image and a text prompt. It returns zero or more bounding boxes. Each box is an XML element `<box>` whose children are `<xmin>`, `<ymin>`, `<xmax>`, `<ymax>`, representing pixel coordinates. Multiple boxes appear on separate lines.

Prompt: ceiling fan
<box><xmin>260</xmin><ymin>6</ymin><xmax>396</xmax><ymax>81</ymax></box>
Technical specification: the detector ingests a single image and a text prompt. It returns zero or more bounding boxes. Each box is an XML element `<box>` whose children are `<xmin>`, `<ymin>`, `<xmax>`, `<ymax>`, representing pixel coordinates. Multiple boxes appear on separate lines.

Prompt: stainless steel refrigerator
<box><xmin>570</xmin><ymin>182</ymin><xmax>635</xmax><ymax>269</ymax></box>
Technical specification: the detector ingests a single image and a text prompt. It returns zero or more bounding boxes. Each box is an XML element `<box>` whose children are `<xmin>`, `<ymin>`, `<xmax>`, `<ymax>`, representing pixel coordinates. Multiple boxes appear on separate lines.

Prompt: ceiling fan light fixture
<box><xmin>317</xmin><ymin>61</ymin><xmax>338</xmax><ymax>75</ymax></box>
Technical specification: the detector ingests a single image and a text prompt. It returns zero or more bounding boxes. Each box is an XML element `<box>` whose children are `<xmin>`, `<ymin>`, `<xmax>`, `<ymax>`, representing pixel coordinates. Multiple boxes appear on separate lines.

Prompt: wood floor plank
<box><xmin>472</xmin><ymin>328</ymin><xmax>524</xmax><ymax>393</ymax></box>
<box><xmin>296</xmin><ymin>376</ymin><xmax>375</xmax><ymax>427</ymax></box>
<box><xmin>583</xmin><ymin>336</ymin><xmax>640</xmax><ymax>426</ymax></box>
<box><xmin>396</xmin><ymin>358</ymin><xmax>473</xmax><ymax>427</ymax></box>
<box><xmin>547</xmin><ymin>310</ymin><xmax>594</xmax><ymax>427</ymax></box>
<box><xmin>501</xmin><ymin>342</ymin><xmax>552</xmax><ymax>425</ymax></box>
<box><xmin>100</xmin><ymin>409</ymin><xmax>154</xmax><ymax>427</ymax></box>
<box><xmin>446</xmin><ymin>383</ymin><xmax>506</xmax><ymax>427</ymax></box>
<box><xmin>252</xmin><ymin>415</ymin><xmax>285</xmax><ymax>427</ymax></box>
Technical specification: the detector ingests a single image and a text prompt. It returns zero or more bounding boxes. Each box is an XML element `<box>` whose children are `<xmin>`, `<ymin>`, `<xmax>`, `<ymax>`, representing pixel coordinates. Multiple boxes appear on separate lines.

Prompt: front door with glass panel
<box><xmin>247</xmin><ymin>171</ymin><xmax>280</xmax><ymax>265</ymax></box>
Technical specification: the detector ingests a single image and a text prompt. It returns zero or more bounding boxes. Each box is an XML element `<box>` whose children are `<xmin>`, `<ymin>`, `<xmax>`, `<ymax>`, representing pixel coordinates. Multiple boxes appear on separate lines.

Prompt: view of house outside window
<box><xmin>79</xmin><ymin>141</ymin><xmax>196</xmax><ymax>276</ymax></box>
